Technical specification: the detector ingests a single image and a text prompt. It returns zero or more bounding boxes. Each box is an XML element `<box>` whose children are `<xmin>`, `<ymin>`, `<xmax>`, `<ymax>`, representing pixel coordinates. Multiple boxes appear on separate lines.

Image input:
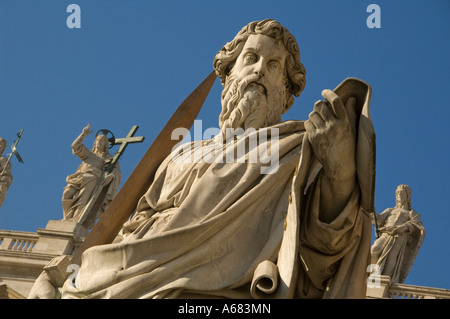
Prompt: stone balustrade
<box><xmin>0</xmin><ymin>220</ymin><xmax>88</xmax><ymax>298</ymax></box>
<box><xmin>388</xmin><ymin>283</ymin><xmax>450</xmax><ymax>299</ymax></box>
<box><xmin>0</xmin><ymin>230</ymin><xmax>38</xmax><ymax>253</ymax></box>
<box><xmin>366</xmin><ymin>275</ymin><xmax>450</xmax><ymax>299</ymax></box>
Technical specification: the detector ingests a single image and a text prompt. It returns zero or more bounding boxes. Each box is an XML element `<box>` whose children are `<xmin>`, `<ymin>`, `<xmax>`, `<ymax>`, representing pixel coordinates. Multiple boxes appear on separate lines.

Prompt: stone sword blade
<box><xmin>71</xmin><ymin>71</ymin><xmax>216</xmax><ymax>265</ymax></box>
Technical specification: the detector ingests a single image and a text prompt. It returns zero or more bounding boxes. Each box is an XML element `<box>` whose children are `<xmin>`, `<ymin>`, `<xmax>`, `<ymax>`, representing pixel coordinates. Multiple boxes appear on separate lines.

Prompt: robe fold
<box><xmin>61</xmin><ymin>78</ymin><xmax>375</xmax><ymax>299</ymax></box>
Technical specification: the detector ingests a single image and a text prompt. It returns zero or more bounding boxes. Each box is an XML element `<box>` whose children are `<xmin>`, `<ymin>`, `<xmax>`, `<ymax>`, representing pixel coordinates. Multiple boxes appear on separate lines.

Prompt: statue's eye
<box><xmin>268</xmin><ymin>60</ymin><xmax>281</xmax><ymax>70</ymax></box>
<box><xmin>244</xmin><ymin>53</ymin><xmax>257</xmax><ymax>64</ymax></box>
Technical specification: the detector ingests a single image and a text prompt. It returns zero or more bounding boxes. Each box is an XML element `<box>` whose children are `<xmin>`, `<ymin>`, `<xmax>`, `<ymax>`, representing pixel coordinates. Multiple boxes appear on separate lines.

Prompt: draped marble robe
<box><xmin>61</xmin><ymin>78</ymin><xmax>375</xmax><ymax>299</ymax></box>
<box><xmin>63</xmin><ymin>136</ymin><xmax>121</xmax><ymax>230</ymax></box>
<box><xmin>373</xmin><ymin>207</ymin><xmax>425</xmax><ymax>284</ymax></box>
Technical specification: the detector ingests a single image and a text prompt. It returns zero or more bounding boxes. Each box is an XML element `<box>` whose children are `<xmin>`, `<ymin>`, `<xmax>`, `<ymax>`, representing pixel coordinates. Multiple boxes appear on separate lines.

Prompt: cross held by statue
<box><xmin>107</xmin><ymin>125</ymin><xmax>145</xmax><ymax>173</ymax></box>
<box><xmin>77</xmin><ymin>125</ymin><xmax>145</xmax><ymax>229</ymax></box>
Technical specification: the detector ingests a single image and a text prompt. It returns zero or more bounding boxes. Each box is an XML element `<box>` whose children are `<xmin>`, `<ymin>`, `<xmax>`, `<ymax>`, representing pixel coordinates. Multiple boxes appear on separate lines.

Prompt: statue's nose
<box><xmin>253</xmin><ymin>59</ymin><xmax>266</xmax><ymax>77</ymax></box>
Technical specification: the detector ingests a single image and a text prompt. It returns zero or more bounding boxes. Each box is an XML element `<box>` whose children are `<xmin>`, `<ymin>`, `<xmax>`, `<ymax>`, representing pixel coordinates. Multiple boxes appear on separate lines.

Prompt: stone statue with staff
<box><xmin>0</xmin><ymin>129</ymin><xmax>24</xmax><ymax>209</ymax></box>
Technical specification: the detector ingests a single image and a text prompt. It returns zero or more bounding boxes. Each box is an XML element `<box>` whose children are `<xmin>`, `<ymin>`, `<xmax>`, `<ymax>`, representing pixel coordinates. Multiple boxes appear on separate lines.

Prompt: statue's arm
<box><xmin>304</xmin><ymin>90</ymin><xmax>357</xmax><ymax>223</ymax></box>
<box><xmin>71</xmin><ymin>124</ymin><xmax>93</xmax><ymax>160</ymax></box>
<box><xmin>377</xmin><ymin>208</ymin><xmax>391</xmax><ymax>226</ymax></box>
<box><xmin>102</xmin><ymin>161</ymin><xmax>121</xmax><ymax>188</ymax></box>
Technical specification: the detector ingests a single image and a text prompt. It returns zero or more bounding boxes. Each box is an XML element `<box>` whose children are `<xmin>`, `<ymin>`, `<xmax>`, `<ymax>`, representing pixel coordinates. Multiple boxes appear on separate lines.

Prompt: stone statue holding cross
<box><xmin>62</xmin><ymin>124</ymin><xmax>122</xmax><ymax>230</ymax></box>
<box><xmin>62</xmin><ymin>124</ymin><xmax>145</xmax><ymax>230</ymax></box>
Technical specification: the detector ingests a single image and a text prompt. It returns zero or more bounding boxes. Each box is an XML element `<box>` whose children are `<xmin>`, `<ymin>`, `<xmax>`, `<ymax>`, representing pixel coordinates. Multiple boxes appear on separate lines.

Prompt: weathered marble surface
<box><xmin>30</xmin><ymin>19</ymin><xmax>376</xmax><ymax>299</ymax></box>
<box><xmin>371</xmin><ymin>184</ymin><xmax>425</xmax><ymax>284</ymax></box>
<box><xmin>62</xmin><ymin>124</ymin><xmax>121</xmax><ymax>230</ymax></box>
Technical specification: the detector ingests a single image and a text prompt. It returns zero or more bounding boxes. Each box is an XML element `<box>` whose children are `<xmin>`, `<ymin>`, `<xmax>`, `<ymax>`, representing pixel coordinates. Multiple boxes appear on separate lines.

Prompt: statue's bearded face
<box><xmin>219</xmin><ymin>34</ymin><xmax>290</xmax><ymax>132</ymax></box>
<box><xmin>395</xmin><ymin>186</ymin><xmax>411</xmax><ymax>209</ymax></box>
<box><xmin>93</xmin><ymin>135</ymin><xmax>109</xmax><ymax>155</ymax></box>
<box><xmin>396</xmin><ymin>189</ymin><xmax>407</xmax><ymax>206</ymax></box>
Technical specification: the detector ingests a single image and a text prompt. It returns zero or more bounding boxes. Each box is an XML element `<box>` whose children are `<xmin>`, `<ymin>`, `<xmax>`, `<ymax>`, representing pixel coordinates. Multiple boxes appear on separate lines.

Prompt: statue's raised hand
<box><xmin>305</xmin><ymin>89</ymin><xmax>357</xmax><ymax>222</ymax></box>
<box><xmin>82</xmin><ymin>123</ymin><xmax>93</xmax><ymax>136</ymax></box>
<box><xmin>305</xmin><ymin>89</ymin><xmax>356</xmax><ymax>182</ymax></box>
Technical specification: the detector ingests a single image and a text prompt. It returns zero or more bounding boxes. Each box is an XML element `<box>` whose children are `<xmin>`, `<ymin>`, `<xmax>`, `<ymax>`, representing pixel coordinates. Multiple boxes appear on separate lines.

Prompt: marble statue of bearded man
<box><xmin>32</xmin><ymin>19</ymin><xmax>376</xmax><ymax>299</ymax></box>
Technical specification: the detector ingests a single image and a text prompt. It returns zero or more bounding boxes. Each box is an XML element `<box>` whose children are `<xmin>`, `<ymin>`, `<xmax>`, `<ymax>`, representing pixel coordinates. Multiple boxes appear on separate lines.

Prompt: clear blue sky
<box><xmin>0</xmin><ymin>1</ymin><xmax>449</xmax><ymax>290</ymax></box>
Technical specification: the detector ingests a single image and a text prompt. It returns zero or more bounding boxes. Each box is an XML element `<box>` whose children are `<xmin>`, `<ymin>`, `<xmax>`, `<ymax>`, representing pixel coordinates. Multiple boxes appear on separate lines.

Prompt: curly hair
<box><xmin>213</xmin><ymin>19</ymin><xmax>306</xmax><ymax>112</ymax></box>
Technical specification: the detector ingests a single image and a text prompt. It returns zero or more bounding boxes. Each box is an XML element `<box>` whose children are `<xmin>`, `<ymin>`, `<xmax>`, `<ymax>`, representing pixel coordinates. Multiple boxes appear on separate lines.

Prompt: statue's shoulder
<box><xmin>408</xmin><ymin>209</ymin><xmax>422</xmax><ymax>221</ymax></box>
<box><xmin>378</xmin><ymin>207</ymin><xmax>394</xmax><ymax>221</ymax></box>
<box><xmin>380</xmin><ymin>207</ymin><xmax>394</xmax><ymax>215</ymax></box>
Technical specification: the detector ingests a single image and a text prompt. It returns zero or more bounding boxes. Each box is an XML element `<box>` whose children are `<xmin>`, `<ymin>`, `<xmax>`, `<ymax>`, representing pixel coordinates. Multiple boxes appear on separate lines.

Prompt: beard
<box><xmin>219</xmin><ymin>72</ymin><xmax>287</xmax><ymax>135</ymax></box>
<box><xmin>92</xmin><ymin>138</ymin><xmax>109</xmax><ymax>157</ymax></box>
